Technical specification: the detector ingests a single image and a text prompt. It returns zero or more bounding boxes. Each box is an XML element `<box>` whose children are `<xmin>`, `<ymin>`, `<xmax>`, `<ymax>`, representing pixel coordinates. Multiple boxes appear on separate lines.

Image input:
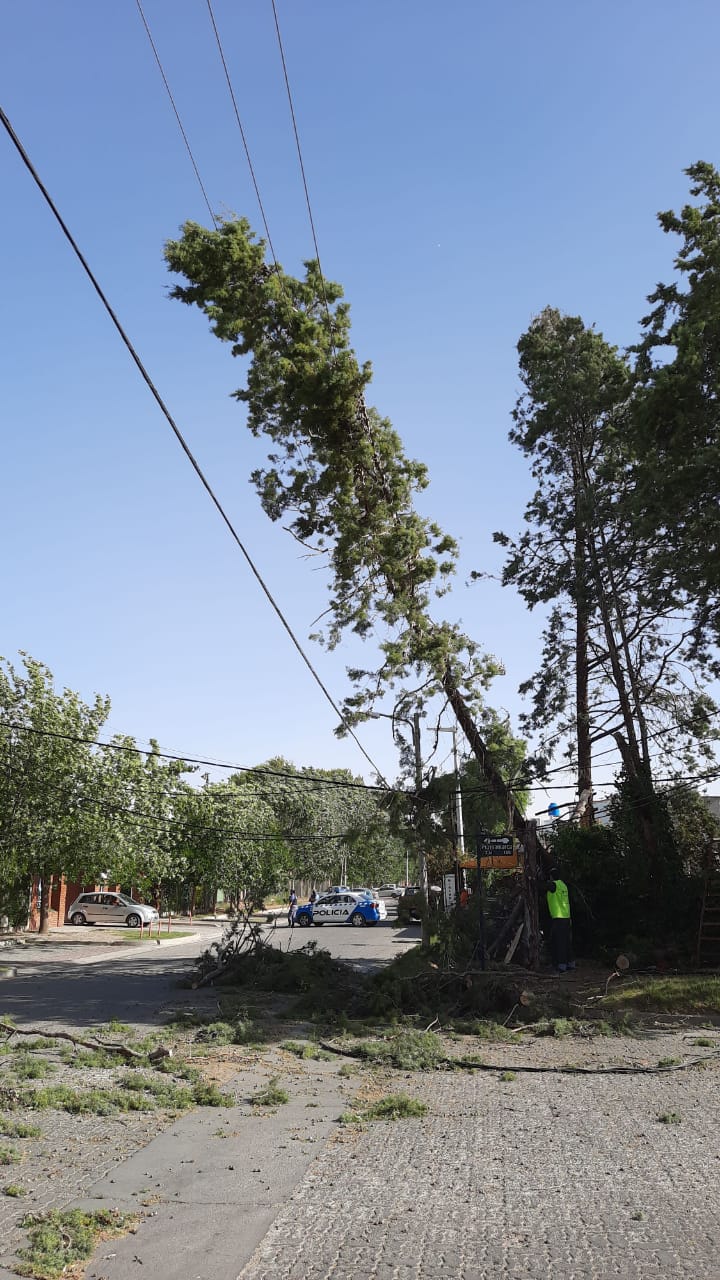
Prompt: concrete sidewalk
<box><xmin>79</xmin><ymin>1056</ymin><xmax>353</xmax><ymax>1280</ymax></box>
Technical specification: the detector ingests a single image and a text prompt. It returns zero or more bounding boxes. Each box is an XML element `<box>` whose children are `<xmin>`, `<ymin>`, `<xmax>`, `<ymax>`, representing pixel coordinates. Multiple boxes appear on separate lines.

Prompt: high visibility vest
<box><xmin>546</xmin><ymin>879</ymin><xmax>570</xmax><ymax>920</ymax></box>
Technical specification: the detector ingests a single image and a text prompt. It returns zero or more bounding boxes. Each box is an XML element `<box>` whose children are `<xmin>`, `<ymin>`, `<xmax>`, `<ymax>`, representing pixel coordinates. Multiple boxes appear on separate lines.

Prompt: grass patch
<box><xmin>604</xmin><ymin>975</ymin><xmax>720</xmax><ymax>1015</ymax></box>
<box><xmin>16</xmin><ymin>1208</ymin><xmax>133</xmax><ymax>1279</ymax></box>
<box><xmin>0</xmin><ymin>1120</ymin><xmax>41</xmax><ymax>1139</ymax></box>
<box><xmin>341</xmin><ymin>1093</ymin><xmax>428</xmax><ymax>1124</ymax></box>
<box><xmin>337</xmin><ymin>1062</ymin><xmax>359</xmax><ymax>1078</ymax></box>
<box><xmin>8</xmin><ymin>1074</ymin><xmax>229</xmax><ymax>1115</ymax></box>
<box><xmin>194</xmin><ymin>1021</ymin><xmax>236</xmax><ymax>1046</ymax></box>
<box><xmin>251</xmin><ymin>1078</ymin><xmax>289</xmax><ymax>1108</ymax></box>
<box><xmin>280</xmin><ymin>1040</ymin><xmax>333</xmax><ymax>1061</ymax></box>
<box><xmin>9</xmin><ymin>1056</ymin><xmax>56</xmax><ymax>1082</ymax></box>
<box><xmin>499</xmin><ymin>1070</ymin><xmax>517</xmax><ymax>1082</ymax></box>
<box><xmin>657</xmin><ymin>1057</ymin><xmax>680</xmax><ymax>1068</ymax></box>
<box><xmin>59</xmin><ymin>1047</ymin><xmax>119</xmax><ymax>1070</ymax></box>
<box><xmin>191</xmin><ymin>1082</ymin><xmax>230</xmax><ymax>1107</ymax></box>
<box><xmin>657</xmin><ymin>1111</ymin><xmax>682</xmax><ymax>1124</ymax></box>
<box><xmin>534</xmin><ymin>1018</ymin><xmax>575</xmax><ymax>1038</ymax></box>
<box><xmin>692</xmin><ymin>1037</ymin><xmax>715</xmax><ymax>1047</ymax></box>
<box><xmin>3</xmin><ymin>1183</ymin><xmax>26</xmax><ymax>1197</ymax></box>
<box><xmin>193</xmin><ymin>1017</ymin><xmax>263</xmax><ymax>1047</ymax></box>
<box><xmin>106</xmin><ymin>1019</ymin><xmax>134</xmax><ymax>1035</ymax></box>
<box><xmin>454</xmin><ymin>1019</ymin><xmax>516</xmax><ymax>1043</ymax></box>
<box><xmin>351</xmin><ymin>1029</ymin><xmax>445</xmax><ymax>1072</ymax></box>
<box><xmin>0</xmin><ymin>1147</ymin><xmax>21</xmax><ymax>1165</ymax></box>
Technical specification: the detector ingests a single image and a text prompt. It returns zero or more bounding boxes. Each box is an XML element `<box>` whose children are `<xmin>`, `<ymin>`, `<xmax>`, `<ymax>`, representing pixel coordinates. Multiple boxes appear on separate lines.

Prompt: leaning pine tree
<box><xmin>164</xmin><ymin>219</ymin><xmax>537</xmax><ymax>950</ymax></box>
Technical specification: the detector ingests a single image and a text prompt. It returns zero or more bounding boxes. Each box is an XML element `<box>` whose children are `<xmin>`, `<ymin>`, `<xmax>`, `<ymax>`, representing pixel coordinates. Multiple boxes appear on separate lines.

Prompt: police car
<box><xmin>295</xmin><ymin>891</ymin><xmax>387</xmax><ymax>928</ymax></box>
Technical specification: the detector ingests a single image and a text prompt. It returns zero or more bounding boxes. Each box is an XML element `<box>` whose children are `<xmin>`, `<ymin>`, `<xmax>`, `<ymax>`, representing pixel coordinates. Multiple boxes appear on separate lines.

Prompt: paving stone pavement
<box><xmin>239</xmin><ymin>1063</ymin><xmax>720</xmax><ymax>1280</ymax></box>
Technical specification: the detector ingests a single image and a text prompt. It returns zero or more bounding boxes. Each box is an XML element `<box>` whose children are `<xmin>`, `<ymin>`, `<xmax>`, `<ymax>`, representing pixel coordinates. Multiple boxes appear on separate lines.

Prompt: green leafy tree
<box><xmin>0</xmin><ymin>655</ymin><xmax>111</xmax><ymax>932</ymax></box>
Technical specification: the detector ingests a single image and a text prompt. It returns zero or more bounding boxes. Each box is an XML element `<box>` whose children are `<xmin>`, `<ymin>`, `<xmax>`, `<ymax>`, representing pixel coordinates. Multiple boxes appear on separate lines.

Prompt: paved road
<box><xmin>0</xmin><ymin>930</ymin><xmax>221</xmax><ymax>1030</ymax></box>
<box><xmin>263</xmin><ymin>913</ymin><xmax>420</xmax><ymax>971</ymax></box>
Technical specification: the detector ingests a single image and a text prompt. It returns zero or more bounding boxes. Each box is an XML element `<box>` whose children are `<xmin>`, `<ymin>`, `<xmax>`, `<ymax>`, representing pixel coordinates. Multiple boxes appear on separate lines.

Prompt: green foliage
<box><xmin>351</xmin><ymin>1030</ymin><xmax>445</xmax><ymax>1071</ymax></box>
<box><xmin>603</xmin><ymin>975</ymin><xmax>720</xmax><ymax>1014</ymax></box>
<box><xmin>3</xmin><ymin>1183</ymin><xmax>26</xmax><ymax>1197</ymax></box>
<box><xmin>11</xmin><ymin>1056</ymin><xmax>56</xmax><ymax>1081</ymax></box>
<box><xmin>194</xmin><ymin>1021</ymin><xmax>237</xmax><ymax>1046</ymax></box>
<box><xmin>0</xmin><ymin>1121</ymin><xmax>41</xmax><ymax>1139</ymax></box>
<box><xmin>534</xmin><ymin>1018</ymin><xmax>574</xmax><ymax>1038</ymax></box>
<box><xmin>499</xmin><ymin>1070</ymin><xmax>517</xmax><ymax>1082</ymax></box>
<box><xmin>16</xmin><ymin>1209</ymin><xmax>131</xmax><ymax>1280</ymax></box>
<box><xmin>0</xmin><ymin>1147</ymin><xmax>21</xmax><ymax>1165</ymax></box>
<box><xmin>632</xmin><ymin>162</ymin><xmax>720</xmax><ymax>642</ymax></box>
<box><xmin>657</xmin><ymin>1112</ymin><xmax>682</xmax><ymax>1125</ymax></box>
<box><xmin>425</xmin><ymin>716</ymin><xmax>529</xmax><ymax>845</ymax></box>
<box><xmin>164</xmin><ymin>217</ymin><xmax>516</xmax><ymax>884</ymax></box>
<box><xmin>280</xmin><ymin>1040</ymin><xmax>333</xmax><ymax>1061</ymax></box>
<box><xmin>497</xmin><ymin>307</ymin><xmax>718</xmax><ymax>829</ymax></box>
<box><xmin>343</xmin><ymin>1093</ymin><xmax>428</xmax><ymax>1124</ymax></box>
<box><xmin>251</xmin><ymin>1077</ymin><xmax>289</xmax><ymax>1107</ymax></box>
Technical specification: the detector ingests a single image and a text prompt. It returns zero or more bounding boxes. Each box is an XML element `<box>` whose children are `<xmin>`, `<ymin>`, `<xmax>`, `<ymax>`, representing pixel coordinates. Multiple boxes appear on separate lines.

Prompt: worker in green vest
<box><xmin>545</xmin><ymin>868</ymin><xmax>575</xmax><ymax>973</ymax></box>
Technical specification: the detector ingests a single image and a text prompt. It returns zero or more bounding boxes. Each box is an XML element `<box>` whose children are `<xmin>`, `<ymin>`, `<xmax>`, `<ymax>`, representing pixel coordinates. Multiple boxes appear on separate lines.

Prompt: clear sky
<box><xmin>2</xmin><ymin>1</ymin><xmax>719</xmax><ymax>802</ymax></box>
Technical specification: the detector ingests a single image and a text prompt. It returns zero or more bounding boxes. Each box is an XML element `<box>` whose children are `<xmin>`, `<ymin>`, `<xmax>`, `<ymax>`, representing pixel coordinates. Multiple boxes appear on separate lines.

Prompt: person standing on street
<box><xmin>545</xmin><ymin>869</ymin><xmax>575</xmax><ymax>972</ymax></box>
<box><xmin>288</xmin><ymin>889</ymin><xmax>298</xmax><ymax>928</ymax></box>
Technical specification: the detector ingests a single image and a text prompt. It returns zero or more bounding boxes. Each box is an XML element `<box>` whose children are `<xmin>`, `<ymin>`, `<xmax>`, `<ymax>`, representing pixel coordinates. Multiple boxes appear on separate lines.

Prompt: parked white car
<box><xmin>66</xmin><ymin>892</ymin><xmax>158</xmax><ymax>928</ymax></box>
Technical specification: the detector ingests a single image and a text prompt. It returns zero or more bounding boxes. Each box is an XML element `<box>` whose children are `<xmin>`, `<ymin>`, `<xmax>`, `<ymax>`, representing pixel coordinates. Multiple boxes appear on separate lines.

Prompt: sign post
<box><xmin>442</xmin><ymin>873</ymin><xmax>457</xmax><ymax>913</ymax></box>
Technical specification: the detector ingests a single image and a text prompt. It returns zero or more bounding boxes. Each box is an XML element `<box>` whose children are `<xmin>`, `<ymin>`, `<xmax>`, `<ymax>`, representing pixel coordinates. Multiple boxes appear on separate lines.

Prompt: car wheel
<box><xmin>350</xmin><ymin>912</ymin><xmax>366</xmax><ymax>927</ymax></box>
<box><xmin>70</xmin><ymin>912</ymin><xmax>86</xmax><ymax>926</ymax></box>
<box><xmin>297</xmin><ymin>915</ymin><xmax>311</xmax><ymax>928</ymax></box>
<box><xmin>126</xmin><ymin>913</ymin><xmax>142</xmax><ymax>929</ymax></box>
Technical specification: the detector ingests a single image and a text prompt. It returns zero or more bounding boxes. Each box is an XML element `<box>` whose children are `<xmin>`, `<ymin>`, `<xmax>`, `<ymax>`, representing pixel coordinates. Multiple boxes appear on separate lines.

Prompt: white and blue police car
<box><xmin>295</xmin><ymin>891</ymin><xmax>387</xmax><ymax>928</ymax></box>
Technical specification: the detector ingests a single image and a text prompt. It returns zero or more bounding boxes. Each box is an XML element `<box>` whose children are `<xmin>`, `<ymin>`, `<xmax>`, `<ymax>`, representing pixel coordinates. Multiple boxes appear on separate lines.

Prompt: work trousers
<box><xmin>550</xmin><ymin>917</ymin><xmax>573</xmax><ymax>969</ymax></box>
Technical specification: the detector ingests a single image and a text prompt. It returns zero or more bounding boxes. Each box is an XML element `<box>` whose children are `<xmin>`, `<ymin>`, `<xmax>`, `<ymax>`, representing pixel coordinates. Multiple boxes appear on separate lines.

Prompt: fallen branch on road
<box><xmin>318</xmin><ymin>1039</ymin><xmax>720</xmax><ymax>1077</ymax></box>
<box><xmin>0</xmin><ymin>1020</ymin><xmax>168</xmax><ymax>1063</ymax></box>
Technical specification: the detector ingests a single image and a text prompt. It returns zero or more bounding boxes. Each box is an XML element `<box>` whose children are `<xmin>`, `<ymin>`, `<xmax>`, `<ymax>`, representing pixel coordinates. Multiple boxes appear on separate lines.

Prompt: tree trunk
<box><xmin>574</xmin><ymin>508</ymin><xmax>594</xmax><ymax>827</ymax></box>
<box><xmin>442</xmin><ymin>666</ymin><xmax>529</xmax><ymax>844</ymax></box>
<box><xmin>38</xmin><ymin>874</ymin><xmax>51</xmax><ymax>935</ymax></box>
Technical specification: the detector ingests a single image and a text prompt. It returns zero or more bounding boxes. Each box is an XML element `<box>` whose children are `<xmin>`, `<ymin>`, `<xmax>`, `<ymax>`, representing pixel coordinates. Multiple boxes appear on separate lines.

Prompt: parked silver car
<box><xmin>66</xmin><ymin>892</ymin><xmax>158</xmax><ymax>928</ymax></box>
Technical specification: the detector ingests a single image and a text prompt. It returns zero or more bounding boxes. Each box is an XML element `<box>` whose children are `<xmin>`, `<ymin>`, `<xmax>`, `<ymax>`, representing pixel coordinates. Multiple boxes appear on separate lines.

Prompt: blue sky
<box><xmin>2</xmin><ymin>0</ymin><xmax>719</xmax><ymax>801</ymax></box>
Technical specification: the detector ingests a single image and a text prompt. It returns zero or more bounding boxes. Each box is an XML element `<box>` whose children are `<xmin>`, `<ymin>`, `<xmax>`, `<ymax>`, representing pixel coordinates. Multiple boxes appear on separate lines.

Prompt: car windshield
<box><xmin>117</xmin><ymin>894</ymin><xmax>137</xmax><ymax>906</ymax></box>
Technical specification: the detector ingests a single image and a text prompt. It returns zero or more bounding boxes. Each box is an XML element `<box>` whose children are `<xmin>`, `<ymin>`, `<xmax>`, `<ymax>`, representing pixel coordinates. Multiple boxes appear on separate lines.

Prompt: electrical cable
<box><xmin>2</xmin><ymin>721</ymin><xmax>396</xmax><ymax>793</ymax></box>
<box><xmin>204</xmin><ymin>0</ymin><xmax>279</xmax><ymax>264</ymax></box>
<box><xmin>269</xmin><ymin>0</ymin><xmax>331</xmax><ymax>315</ymax></box>
<box><xmin>0</xmin><ymin>103</ymin><xmax>388</xmax><ymax>788</ymax></box>
<box><xmin>134</xmin><ymin>0</ymin><xmax>217</xmax><ymax>227</ymax></box>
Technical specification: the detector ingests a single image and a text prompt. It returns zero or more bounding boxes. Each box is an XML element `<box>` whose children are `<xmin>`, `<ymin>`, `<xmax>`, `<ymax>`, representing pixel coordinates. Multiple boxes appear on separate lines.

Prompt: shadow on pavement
<box><xmin>0</xmin><ymin>950</ymin><xmax>216</xmax><ymax>1030</ymax></box>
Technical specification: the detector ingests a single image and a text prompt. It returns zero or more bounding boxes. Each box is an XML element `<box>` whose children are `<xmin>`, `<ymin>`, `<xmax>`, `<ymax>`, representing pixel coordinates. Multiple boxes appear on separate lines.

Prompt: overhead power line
<box><xmin>269</xmin><ymin>0</ymin><xmax>331</xmax><ymax>315</ymax></box>
<box><xmin>3</xmin><ymin>722</ymin><xmax>395</xmax><ymax>793</ymax></box>
<box><xmin>0</xmin><ymin>103</ymin><xmax>387</xmax><ymax>787</ymax></box>
<box><xmin>204</xmin><ymin>0</ymin><xmax>279</xmax><ymax>263</ymax></box>
<box><xmin>134</xmin><ymin>0</ymin><xmax>216</xmax><ymax>226</ymax></box>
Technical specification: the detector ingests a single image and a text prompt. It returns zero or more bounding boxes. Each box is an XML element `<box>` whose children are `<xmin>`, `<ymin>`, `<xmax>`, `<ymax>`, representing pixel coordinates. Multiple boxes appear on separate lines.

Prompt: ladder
<box><xmin>696</xmin><ymin>874</ymin><xmax>720</xmax><ymax>966</ymax></box>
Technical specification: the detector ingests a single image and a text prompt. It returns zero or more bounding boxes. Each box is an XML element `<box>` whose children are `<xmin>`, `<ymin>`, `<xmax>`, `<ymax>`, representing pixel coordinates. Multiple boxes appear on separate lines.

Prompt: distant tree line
<box><xmin>0</xmin><ymin>654</ymin><xmax>406</xmax><ymax>932</ymax></box>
